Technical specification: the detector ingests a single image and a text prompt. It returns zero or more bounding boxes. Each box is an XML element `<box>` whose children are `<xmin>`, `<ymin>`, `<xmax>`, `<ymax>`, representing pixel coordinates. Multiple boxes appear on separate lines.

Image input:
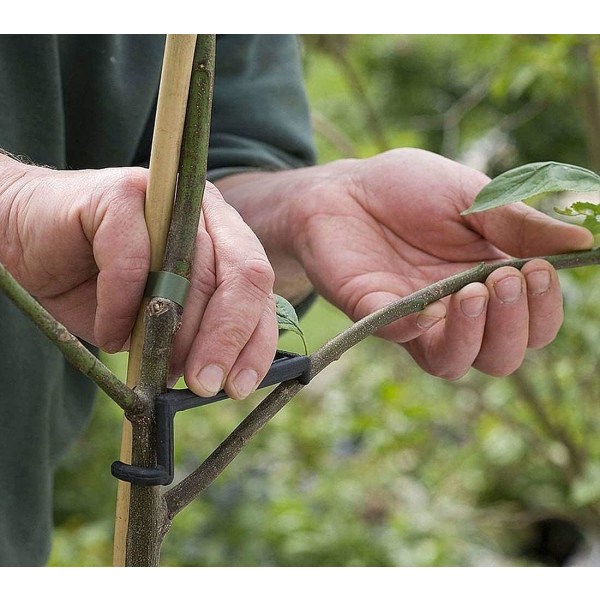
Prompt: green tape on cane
<box><xmin>144</xmin><ymin>271</ymin><xmax>190</xmax><ymax>308</ymax></box>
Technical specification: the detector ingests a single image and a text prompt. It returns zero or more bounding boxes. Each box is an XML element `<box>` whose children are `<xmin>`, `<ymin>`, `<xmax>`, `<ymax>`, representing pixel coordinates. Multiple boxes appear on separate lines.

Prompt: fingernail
<box><xmin>416</xmin><ymin>304</ymin><xmax>446</xmax><ymax>330</ymax></box>
<box><xmin>232</xmin><ymin>369</ymin><xmax>259</xmax><ymax>400</ymax></box>
<box><xmin>494</xmin><ymin>276</ymin><xmax>522</xmax><ymax>304</ymax></box>
<box><xmin>195</xmin><ymin>364</ymin><xmax>225</xmax><ymax>396</ymax></box>
<box><xmin>460</xmin><ymin>296</ymin><xmax>487</xmax><ymax>318</ymax></box>
<box><xmin>527</xmin><ymin>270</ymin><xmax>551</xmax><ymax>295</ymax></box>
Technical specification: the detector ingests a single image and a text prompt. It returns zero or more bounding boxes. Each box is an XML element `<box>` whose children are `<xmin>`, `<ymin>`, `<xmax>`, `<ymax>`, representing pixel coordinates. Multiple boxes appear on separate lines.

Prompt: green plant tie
<box><xmin>144</xmin><ymin>271</ymin><xmax>190</xmax><ymax>308</ymax></box>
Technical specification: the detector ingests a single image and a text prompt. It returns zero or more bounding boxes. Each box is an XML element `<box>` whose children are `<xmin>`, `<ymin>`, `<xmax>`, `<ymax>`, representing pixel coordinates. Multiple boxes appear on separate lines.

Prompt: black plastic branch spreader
<box><xmin>111</xmin><ymin>350</ymin><xmax>311</xmax><ymax>486</ymax></box>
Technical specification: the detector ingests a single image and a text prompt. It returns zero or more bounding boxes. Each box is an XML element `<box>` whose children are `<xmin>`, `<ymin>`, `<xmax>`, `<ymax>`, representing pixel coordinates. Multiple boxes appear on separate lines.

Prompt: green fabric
<box><xmin>0</xmin><ymin>34</ymin><xmax>315</xmax><ymax>566</ymax></box>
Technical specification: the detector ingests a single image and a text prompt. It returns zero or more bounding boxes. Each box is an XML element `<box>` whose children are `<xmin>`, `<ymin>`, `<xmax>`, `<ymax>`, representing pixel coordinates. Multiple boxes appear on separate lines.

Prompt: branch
<box><xmin>0</xmin><ymin>261</ymin><xmax>142</xmax><ymax>415</ymax></box>
<box><xmin>163</xmin><ymin>247</ymin><xmax>600</xmax><ymax>518</ymax></box>
<box><xmin>126</xmin><ymin>296</ymin><xmax>180</xmax><ymax>567</ymax></box>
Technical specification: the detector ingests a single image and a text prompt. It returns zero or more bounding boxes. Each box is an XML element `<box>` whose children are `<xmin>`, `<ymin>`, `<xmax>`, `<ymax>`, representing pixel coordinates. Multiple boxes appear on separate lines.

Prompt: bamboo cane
<box><xmin>112</xmin><ymin>34</ymin><xmax>197</xmax><ymax>567</ymax></box>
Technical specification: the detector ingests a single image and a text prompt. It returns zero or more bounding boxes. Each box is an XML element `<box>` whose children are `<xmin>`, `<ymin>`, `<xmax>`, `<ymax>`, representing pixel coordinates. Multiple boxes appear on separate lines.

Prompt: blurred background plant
<box><xmin>50</xmin><ymin>34</ymin><xmax>600</xmax><ymax>566</ymax></box>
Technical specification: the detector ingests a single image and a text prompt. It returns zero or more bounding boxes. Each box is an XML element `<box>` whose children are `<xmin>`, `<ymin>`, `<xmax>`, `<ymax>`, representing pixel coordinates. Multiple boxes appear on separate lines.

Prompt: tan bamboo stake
<box><xmin>112</xmin><ymin>34</ymin><xmax>197</xmax><ymax>567</ymax></box>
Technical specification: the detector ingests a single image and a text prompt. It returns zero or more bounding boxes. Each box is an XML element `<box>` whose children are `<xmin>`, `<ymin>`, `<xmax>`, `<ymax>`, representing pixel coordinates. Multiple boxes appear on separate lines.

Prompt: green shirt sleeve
<box><xmin>129</xmin><ymin>35</ymin><xmax>317</xmax><ymax>178</ymax></box>
<box><xmin>208</xmin><ymin>35</ymin><xmax>316</xmax><ymax>180</ymax></box>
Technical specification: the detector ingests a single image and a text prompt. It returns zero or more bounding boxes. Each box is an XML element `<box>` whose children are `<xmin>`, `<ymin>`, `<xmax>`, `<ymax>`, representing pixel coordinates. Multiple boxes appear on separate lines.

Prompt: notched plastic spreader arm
<box><xmin>111</xmin><ymin>350</ymin><xmax>311</xmax><ymax>486</ymax></box>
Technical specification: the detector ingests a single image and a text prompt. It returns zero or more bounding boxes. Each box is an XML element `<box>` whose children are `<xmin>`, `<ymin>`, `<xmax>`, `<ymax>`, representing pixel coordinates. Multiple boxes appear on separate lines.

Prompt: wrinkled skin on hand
<box><xmin>294</xmin><ymin>149</ymin><xmax>594</xmax><ymax>378</ymax></box>
<box><xmin>220</xmin><ymin>148</ymin><xmax>594</xmax><ymax>380</ymax></box>
<box><xmin>0</xmin><ymin>157</ymin><xmax>278</xmax><ymax>400</ymax></box>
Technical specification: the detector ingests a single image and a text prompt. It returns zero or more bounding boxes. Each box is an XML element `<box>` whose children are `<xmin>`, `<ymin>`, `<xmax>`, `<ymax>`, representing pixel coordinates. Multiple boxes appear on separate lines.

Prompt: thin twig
<box><xmin>164</xmin><ymin>247</ymin><xmax>600</xmax><ymax>518</ymax></box>
<box><xmin>0</xmin><ymin>261</ymin><xmax>142</xmax><ymax>415</ymax></box>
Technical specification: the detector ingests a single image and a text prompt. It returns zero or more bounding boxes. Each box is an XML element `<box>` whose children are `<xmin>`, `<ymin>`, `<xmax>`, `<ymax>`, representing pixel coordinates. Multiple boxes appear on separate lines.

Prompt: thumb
<box><xmin>466</xmin><ymin>201</ymin><xmax>594</xmax><ymax>258</ymax></box>
<box><xmin>87</xmin><ymin>168</ymin><xmax>150</xmax><ymax>352</ymax></box>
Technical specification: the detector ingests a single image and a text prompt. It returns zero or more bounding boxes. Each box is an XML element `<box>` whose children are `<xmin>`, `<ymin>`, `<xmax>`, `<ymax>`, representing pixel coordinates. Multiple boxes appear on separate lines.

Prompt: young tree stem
<box><xmin>113</xmin><ymin>34</ymin><xmax>198</xmax><ymax>566</ymax></box>
<box><xmin>125</xmin><ymin>297</ymin><xmax>180</xmax><ymax>566</ymax></box>
<box><xmin>124</xmin><ymin>35</ymin><xmax>216</xmax><ymax>566</ymax></box>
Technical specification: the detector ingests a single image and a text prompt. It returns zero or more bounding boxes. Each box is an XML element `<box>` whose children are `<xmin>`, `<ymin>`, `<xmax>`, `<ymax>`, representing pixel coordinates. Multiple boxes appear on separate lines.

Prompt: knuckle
<box><xmin>104</xmin><ymin>169</ymin><xmax>147</xmax><ymax>201</ymax></box>
<box><xmin>234</xmin><ymin>257</ymin><xmax>275</xmax><ymax>298</ymax></box>
<box><xmin>95</xmin><ymin>170</ymin><xmax>147</xmax><ymax>219</ymax></box>
<box><xmin>217</xmin><ymin>316</ymin><xmax>256</xmax><ymax>354</ymax></box>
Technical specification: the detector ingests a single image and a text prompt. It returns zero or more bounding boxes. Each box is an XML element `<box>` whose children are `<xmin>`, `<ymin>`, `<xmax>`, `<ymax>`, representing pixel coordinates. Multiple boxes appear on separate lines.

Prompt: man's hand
<box><xmin>217</xmin><ymin>148</ymin><xmax>594</xmax><ymax>380</ymax></box>
<box><xmin>0</xmin><ymin>155</ymin><xmax>278</xmax><ymax>399</ymax></box>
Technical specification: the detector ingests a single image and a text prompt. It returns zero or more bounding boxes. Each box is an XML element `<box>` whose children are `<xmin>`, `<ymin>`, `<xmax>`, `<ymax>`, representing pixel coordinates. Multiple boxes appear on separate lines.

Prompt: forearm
<box><xmin>215</xmin><ymin>169</ymin><xmax>316</xmax><ymax>304</ymax></box>
<box><xmin>0</xmin><ymin>153</ymin><xmax>34</xmax><ymax>273</ymax></box>
<box><xmin>0</xmin><ymin>151</ymin><xmax>30</xmax><ymax>195</ymax></box>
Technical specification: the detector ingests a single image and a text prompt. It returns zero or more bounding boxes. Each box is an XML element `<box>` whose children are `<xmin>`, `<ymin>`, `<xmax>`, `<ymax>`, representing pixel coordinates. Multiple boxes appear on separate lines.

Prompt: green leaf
<box><xmin>555</xmin><ymin>201</ymin><xmax>600</xmax><ymax>235</ymax></box>
<box><xmin>275</xmin><ymin>294</ymin><xmax>308</xmax><ymax>355</ymax></box>
<box><xmin>462</xmin><ymin>161</ymin><xmax>600</xmax><ymax>215</ymax></box>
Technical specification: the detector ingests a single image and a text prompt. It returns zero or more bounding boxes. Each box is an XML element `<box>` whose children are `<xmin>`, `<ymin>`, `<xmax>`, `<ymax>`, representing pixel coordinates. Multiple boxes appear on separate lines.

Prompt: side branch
<box><xmin>0</xmin><ymin>261</ymin><xmax>142</xmax><ymax>415</ymax></box>
<box><xmin>310</xmin><ymin>248</ymin><xmax>600</xmax><ymax>374</ymax></box>
<box><xmin>163</xmin><ymin>247</ymin><xmax>600</xmax><ymax>518</ymax></box>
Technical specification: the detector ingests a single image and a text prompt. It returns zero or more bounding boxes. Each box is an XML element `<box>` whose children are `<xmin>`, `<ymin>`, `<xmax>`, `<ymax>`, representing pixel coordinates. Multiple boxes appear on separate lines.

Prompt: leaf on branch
<box><xmin>275</xmin><ymin>294</ymin><xmax>308</xmax><ymax>354</ymax></box>
<box><xmin>555</xmin><ymin>201</ymin><xmax>600</xmax><ymax>235</ymax></box>
<box><xmin>462</xmin><ymin>161</ymin><xmax>600</xmax><ymax>215</ymax></box>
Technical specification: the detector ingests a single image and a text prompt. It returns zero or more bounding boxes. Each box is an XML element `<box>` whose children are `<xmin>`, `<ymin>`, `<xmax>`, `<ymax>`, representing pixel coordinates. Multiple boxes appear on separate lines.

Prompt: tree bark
<box><xmin>126</xmin><ymin>298</ymin><xmax>181</xmax><ymax>566</ymax></box>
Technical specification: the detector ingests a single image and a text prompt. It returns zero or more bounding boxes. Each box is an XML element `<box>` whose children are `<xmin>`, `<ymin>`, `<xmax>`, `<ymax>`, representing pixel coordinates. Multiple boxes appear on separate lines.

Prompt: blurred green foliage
<box><xmin>51</xmin><ymin>34</ymin><xmax>600</xmax><ymax>566</ymax></box>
